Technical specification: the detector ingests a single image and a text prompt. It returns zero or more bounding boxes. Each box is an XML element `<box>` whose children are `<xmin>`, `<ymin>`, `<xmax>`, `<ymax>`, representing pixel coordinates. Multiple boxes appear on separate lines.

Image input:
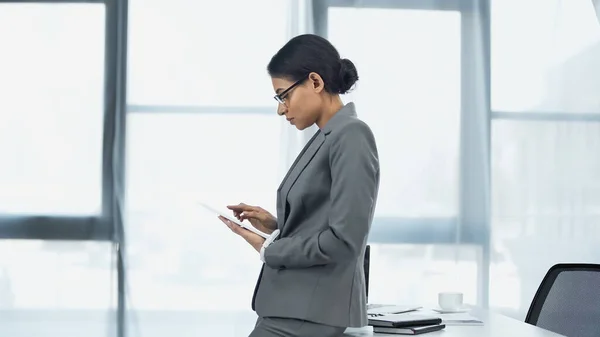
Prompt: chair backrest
<box><xmin>525</xmin><ymin>263</ymin><xmax>600</xmax><ymax>337</ymax></box>
<box><xmin>364</xmin><ymin>245</ymin><xmax>370</xmax><ymax>301</ymax></box>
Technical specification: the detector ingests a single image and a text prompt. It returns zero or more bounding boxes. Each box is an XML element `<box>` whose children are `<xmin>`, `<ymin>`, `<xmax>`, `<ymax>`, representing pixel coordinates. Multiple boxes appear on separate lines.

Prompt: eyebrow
<box><xmin>275</xmin><ymin>88</ymin><xmax>285</xmax><ymax>94</ymax></box>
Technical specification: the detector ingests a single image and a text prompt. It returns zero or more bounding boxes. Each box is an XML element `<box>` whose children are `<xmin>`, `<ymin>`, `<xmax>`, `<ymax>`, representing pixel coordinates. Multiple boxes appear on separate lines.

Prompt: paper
<box><xmin>198</xmin><ymin>201</ymin><xmax>270</xmax><ymax>239</ymax></box>
<box><xmin>438</xmin><ymin>313</ymin><xmax>483</xmax><ymax>326</ymax></box>
<box><xmin>405</xmin><ymin>309</ymin><xmax>484</xmax><ymax>326</ymax></box>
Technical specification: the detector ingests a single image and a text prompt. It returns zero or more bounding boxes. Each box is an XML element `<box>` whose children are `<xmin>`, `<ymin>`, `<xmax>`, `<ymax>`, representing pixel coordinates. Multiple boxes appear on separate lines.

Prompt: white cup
<box><xmin>438</xmin><ymin>292</ymin><xmax>464</xmax><ymax>311</ymax></box>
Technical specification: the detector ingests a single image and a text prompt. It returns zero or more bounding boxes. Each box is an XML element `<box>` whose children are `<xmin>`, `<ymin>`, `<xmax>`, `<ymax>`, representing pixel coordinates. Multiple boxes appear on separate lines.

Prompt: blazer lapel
<box><xmin>278</xmin><ymin>130</ymin><xmax>321</xmax><ymax>191</ymax></box>
<box><xmin>278</xmin><ymin>131</ymin><xmax>326</xmax><ymax>226</ymax></box>
<box><xmin>275</xmin><ymin>102</ymin><xmax>357</xmax><ymax>228</ymax></box>
<box><xmin>276</xmin><ymin>103</ymin><xmax>356</xmax><ymax>192</ymax></box>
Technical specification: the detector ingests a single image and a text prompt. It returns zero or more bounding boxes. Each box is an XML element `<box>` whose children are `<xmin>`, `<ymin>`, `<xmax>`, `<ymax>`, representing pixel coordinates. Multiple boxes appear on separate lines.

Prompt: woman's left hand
<box><xmin>218</xmin><ymin>216</ymin><xmax>265</xmax><ymax>252</ymax></box>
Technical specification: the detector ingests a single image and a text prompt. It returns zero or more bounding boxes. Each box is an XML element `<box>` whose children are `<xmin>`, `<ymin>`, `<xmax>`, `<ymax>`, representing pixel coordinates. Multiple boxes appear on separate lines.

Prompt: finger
<box><xmin>219</xmin><ymin>216</ymin><xmax>243</xmax><ymax>235</ymax></box>
<box><xmin>239</xmin><ymin>210</ymin><xmax>263</xmax><ymax>221</ymax></box>
<box><xmin>218</xmin><ymin>215</ymin><xmax>232</xmax><ymax>228</ymax></box>
<box><xmin>226</xmin><ymin>220</ymin><xmax>252</xmax><ymax>238</ymax></box>
<box><xmin>219</xmin><ymin>216</ymin><xmax>236</xmax><ymax>228</ymax></box>
<box><xmin>227</xmin><ymin>203</ymin><xmax>256</xmax><ymax>220</ymax></box>
<box><xmin>227</xmin><ymin>203</ymin><xmax>256</xmax><ymax>212</ymax></box>
<box><xmin>234</xmin><ymin>225</ymin><xmax>262</xmax><ymax>244</ymax></box>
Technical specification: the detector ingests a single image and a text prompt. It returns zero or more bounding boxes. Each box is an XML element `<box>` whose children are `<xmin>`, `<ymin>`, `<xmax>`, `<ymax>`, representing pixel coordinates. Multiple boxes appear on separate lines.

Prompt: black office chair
<box><xmin>525</xmin><ymin>263</ymin><xmax>600</xmax><ymax>337</ymax></box>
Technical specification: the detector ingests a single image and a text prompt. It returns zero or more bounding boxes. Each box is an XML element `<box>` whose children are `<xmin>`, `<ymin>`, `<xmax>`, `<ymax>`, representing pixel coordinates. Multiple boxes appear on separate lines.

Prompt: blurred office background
<box><xmin>1</xmin><ymin>0</ymin><xmax>600</xmax><ymax>336</ymax></box>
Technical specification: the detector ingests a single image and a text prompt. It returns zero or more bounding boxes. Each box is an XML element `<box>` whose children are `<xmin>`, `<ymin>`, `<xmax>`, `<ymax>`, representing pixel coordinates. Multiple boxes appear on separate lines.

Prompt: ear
<box><xmin>308</xmin><ymin>72</ymin><xmax>325</xmax><ymax>94</ymax></box>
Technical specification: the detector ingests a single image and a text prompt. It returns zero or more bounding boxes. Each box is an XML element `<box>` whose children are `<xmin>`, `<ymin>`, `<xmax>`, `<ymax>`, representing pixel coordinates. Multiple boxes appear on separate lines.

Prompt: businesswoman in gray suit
<box><xmin>219</xmin><ymin>34</ymin><xmax>380</xmax><ymax>337</ymax></box>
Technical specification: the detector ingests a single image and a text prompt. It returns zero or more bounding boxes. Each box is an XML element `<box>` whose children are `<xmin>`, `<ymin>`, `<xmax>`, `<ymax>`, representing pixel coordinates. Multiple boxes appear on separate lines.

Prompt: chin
<box><xmin>295</xmin><ymin>123</ymin><xmax>309</xmax><ymax>131</ymax></box>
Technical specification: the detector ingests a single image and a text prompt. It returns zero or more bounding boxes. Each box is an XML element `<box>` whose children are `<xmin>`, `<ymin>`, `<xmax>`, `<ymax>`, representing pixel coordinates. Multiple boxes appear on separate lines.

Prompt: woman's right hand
<box><xmin>227</xmin><ymin>203</ymin><xmax>277</xmax><ymax>235</ymax></box>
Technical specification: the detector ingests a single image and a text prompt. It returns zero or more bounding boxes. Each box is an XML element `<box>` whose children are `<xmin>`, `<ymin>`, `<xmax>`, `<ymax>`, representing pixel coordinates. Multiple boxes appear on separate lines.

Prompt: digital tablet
<box><xmin>198</xmin><ymin>202</ymin><xmax>270</xmax><ymax>239</ymax></box>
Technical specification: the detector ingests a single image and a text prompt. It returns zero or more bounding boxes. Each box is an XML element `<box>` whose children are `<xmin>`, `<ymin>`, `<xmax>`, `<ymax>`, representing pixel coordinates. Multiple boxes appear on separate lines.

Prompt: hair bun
<box><xmin>338</xmin><ymin>58</ymin><xmax>359</xmax><ymax>94</ymax></box>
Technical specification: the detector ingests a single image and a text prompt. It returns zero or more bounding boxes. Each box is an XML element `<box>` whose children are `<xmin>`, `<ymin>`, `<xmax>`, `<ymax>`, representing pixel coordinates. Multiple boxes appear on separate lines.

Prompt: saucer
<box><xmin>432</xmin><ymin>307</ymin><xmax>470</xmax><ymax>314</ymax></box>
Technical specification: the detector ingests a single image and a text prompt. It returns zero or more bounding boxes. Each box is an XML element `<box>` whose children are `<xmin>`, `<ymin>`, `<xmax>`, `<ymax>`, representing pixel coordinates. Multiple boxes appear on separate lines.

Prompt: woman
<box><xmin>219</xmin><ymin>34</ymin><xmax>380</xmax><ymax>337</ymax></box>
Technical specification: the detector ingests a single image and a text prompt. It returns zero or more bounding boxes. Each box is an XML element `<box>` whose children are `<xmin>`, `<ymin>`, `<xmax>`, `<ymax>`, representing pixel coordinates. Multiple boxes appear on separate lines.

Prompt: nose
<box><xmin>277</xmin><ymin>103</ymin><xmax>287</xmax><ymax>116</ymax></box>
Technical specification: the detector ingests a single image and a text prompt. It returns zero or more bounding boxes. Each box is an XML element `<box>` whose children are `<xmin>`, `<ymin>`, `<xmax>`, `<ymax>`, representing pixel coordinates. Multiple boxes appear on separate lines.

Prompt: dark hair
<box><xmin>267</xmin><ymin>34</ymin><xmax>359</xmax><ymax>95</ymax></box>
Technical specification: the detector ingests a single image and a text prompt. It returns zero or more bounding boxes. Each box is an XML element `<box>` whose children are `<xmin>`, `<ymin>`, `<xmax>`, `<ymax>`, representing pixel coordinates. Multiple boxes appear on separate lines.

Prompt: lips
<box><xmin>286</xmin><ymin>117</ymin><xmax>294</xmax><ymax>123</ymax></box>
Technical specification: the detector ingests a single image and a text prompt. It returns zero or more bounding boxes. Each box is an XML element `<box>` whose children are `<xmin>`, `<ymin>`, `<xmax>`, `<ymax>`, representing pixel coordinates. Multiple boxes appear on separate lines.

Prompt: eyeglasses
<box><xmin>274</xmin><ymin>77</ymin><xmax>306</xmax><ymax>104</ymax></box>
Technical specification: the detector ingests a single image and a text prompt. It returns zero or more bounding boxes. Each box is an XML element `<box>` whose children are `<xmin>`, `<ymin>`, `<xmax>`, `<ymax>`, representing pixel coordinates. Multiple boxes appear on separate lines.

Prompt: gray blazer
<box><xmin>252</xmin><ymin>102</ymin><xmax>380</xmax><ymax>328</ymax></box>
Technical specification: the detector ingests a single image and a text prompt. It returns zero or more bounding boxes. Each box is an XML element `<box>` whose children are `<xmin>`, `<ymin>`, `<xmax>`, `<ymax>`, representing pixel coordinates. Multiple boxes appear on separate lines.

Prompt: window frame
<box><xmin>0</xmin><ymin>1</ymin><xmax>127</xmax><ymax>336</ymax></box>
<box><xmin>0</xmin><ymin>0</ymin><xmax>122</xmax><ymax>242</ymax></box>
<box><xmin>122</xmin><ymin>3</ymin><xmax>290</xmax><ymax>335</ymax></box>
<box><xmin>7</xmin><ymin>0</ymin><xmax>598</xmax><ymax>330</ymax></box>
<box><xmin>321</xmin><ymin>0</ymin><xmax>600</xmax><ymax>310</ymax></box>
<box><xmin>317</xmin><ymin>0</ymin><xmax>492</xmax><ymax>307</ymax></box>
<box><xmin>317</xmin><ymin>0</ymin><xmax>489</xmax><ymax>245</ymax></box>
<box><xmin>488</xmin><ymin>0</ymin><xmax>600</xmax><ymax>314</ymax></box>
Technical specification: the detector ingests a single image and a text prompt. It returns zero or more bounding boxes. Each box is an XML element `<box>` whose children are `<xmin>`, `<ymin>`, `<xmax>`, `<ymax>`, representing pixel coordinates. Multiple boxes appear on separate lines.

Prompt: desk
<box><xmin>3</xmin><ymin>309</ymin><xmax>559</xmax><ymax>337</ymax></box>
<box><xmin>343</xmin><ymin>308</ymin><xmax>564</xmax><ymax>337</ymax></box>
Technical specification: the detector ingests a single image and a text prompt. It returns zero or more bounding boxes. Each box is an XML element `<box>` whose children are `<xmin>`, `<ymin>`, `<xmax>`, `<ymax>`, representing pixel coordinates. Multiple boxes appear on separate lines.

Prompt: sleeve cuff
<box><xmin>260</xmin><ymin>229</ymin><xmax>280</xmax><ymax>263</ymax></box>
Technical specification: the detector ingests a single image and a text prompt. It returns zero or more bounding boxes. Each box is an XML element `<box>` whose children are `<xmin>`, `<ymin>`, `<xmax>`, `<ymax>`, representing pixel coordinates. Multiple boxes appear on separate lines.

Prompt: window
<box><xmin>490</xmin><ymin>0</ymin><xmax>600</xmax><ymax>319</ymax></box>
<box><xmin>0</xmin><ymin>4</ymin><xmax>115</xmax><ymax>336</ymax></box>
<box><xmin>368</xmin><ymin>244</ymin><xmax>479</xmax><ymax>306</ymax></box>
<box><xmin>125</xmin><ymin>113</ymin><xmax>282</xmax><ymax>310</ymax></box>
<box><xmin>0</xmin><ymin>4</ymin><xmax>105</xmax><ymax>216</ymax></box>
<box><xmin>0</xmin><ymin>241</ymin><xmax>115</xmax><ymax>337</ymax></box>
<box><xmin>127</xmin><ymin>0</ymin><xmax>289</xmax><ymax>107</ymax></box>
<box><xmin>491</xmin><ymin>0</ymin><xmax>600</xmax><ymax>113</ymax></box>
<box><xmin>490</xmin><ymin>120</ymin><xmax>600</xmax><ymax>318</ymax></box>
<box><xmin>125</xmin><ymin>0</ymin><xmax>290</xmax><ymax>313</ymax></box>
<box><xmin>325</xmin><ymin>4</ymin><xmax>477</xmax><ymax>306</ymax></box>
<box><xmin>328</xmin><ymin>7</ymin><xmax>461</xmax><ymax>218</ymax></box>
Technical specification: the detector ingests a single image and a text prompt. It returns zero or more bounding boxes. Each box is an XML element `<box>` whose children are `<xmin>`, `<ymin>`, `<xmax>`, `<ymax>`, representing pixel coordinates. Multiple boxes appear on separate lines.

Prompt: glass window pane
<box><xmin>125</xmin><ymin>113</ymin><xmax>283</xmax><ymax>311</ymax></box>
<box><xmin>491</xmin><ymin>120</ymin><xmax>600</xmax><ymax>319</ymax></box>
<box><xmin>328</xmin><ymin>8</ymin><xmax>461</xmax><ymax>217</ymax></box>
<box><xmin>127</xmin><ymin>0</ymin><xmax>289</xmax><ymax>107</ymax></box>
<box><xmin>492</xmin><ymin>0</ymin><xmax>600</xmax><ymax>113</ymax></box>
<box><xmin>0</xmin><ymin>4</ymin><xmax>105</xmax><ymax>215</ymax></box>
<box><xmin>368</xmin><ymin>244</ymin><xmax>479</xmax><ymax>306</ymax></box>
<box><xmin>0</xmin><ymin>241</ymin><xmax>114</xmax><ymax>337</ymax></box>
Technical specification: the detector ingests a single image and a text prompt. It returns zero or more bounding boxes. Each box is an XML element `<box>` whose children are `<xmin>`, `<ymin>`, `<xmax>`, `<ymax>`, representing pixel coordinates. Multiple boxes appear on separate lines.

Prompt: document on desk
<box><xmin>405</xmin><ymin>310</ymin><xmax>484</xmax><ymax>326</ymax></box>
<box><xmin>438</xmin><ymin>313</ymin><xmax>484</xmax><ymax>326</ymax></box>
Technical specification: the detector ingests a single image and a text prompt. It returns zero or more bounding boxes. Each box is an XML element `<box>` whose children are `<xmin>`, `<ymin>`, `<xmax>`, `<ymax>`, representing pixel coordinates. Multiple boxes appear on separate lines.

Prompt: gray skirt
<box><xmin>249</xmin><ymin>316</ymin><xmax>346</xmax><ymax>337</ymax></box>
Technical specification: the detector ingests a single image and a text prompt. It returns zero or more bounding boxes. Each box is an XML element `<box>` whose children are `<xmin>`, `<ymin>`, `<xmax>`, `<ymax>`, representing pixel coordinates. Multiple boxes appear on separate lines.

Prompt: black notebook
<box><xmin>368</xmin><ymin>314</ymin><xmax>442</xmax><ymax>328</ymax></box>
<box><xmin>373</xmin><ymin>324</ymin><xmax>446</xmax><ymax>335</ymax></box>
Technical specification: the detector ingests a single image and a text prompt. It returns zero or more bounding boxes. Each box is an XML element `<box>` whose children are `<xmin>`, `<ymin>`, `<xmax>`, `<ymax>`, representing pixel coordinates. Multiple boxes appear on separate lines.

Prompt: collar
<box><xmin>321</xmin><ymin>102</ymin><xmax>357</xmax><ymax>135</ymax></box>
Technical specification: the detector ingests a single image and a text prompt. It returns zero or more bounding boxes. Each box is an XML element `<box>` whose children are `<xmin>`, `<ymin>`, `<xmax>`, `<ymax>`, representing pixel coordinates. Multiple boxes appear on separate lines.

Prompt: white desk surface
<box><xmin>343</xmin><ymin>308</ymin><xmax>564</xmax><ymax>337</ymax></box>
